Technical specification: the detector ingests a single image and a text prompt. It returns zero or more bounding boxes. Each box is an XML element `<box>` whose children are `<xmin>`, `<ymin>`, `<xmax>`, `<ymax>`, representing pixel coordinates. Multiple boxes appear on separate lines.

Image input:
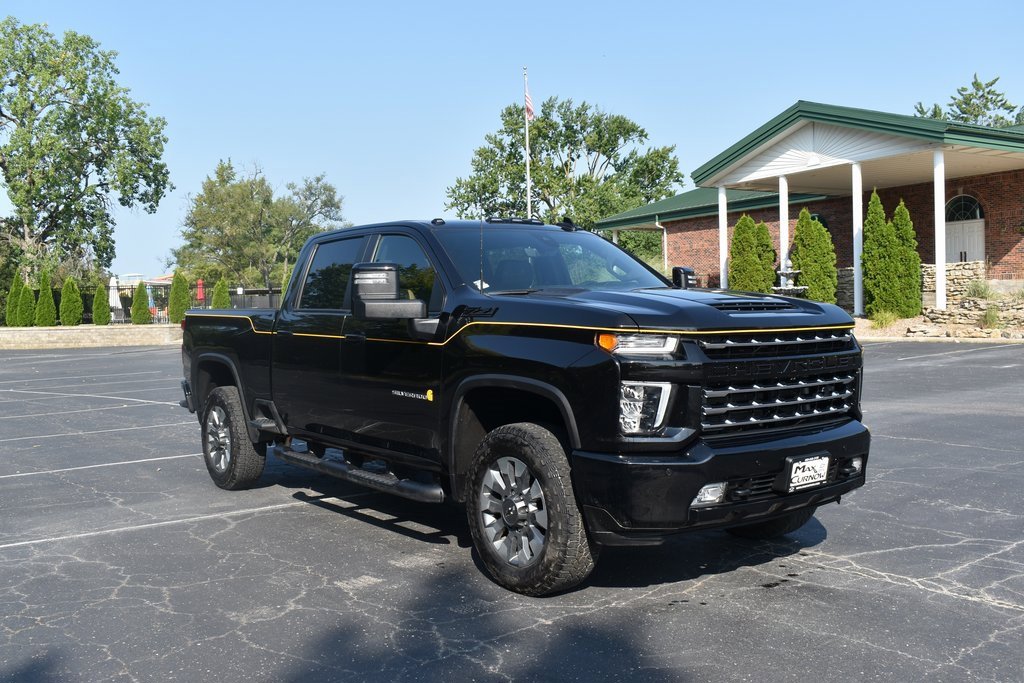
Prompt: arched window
<box><xmin>945</xmin><ymin>195</ymin><xmax>984</xmax><ymax>222</ymax></box>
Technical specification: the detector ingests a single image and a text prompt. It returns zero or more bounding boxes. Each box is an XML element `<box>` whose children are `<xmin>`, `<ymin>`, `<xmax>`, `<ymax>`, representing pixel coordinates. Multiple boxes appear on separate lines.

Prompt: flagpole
<box><xmin>524</xmin><ymin>66</ymin><xmax>532</xmax><ymax>219</ymax></box>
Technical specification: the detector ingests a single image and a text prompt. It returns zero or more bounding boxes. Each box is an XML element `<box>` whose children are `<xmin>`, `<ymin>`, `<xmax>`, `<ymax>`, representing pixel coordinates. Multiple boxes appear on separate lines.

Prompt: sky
<box><xmin>3</xmin><ymin>0</ymin><xmax>1023</xmax><ymax>277</ymax></box>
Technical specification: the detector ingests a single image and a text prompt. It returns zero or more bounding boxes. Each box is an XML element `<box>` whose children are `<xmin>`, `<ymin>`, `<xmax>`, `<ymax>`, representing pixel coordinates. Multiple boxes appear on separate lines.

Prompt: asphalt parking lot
<box><xmin>0</xmin><ymin>342</ymin><xmax>1021</xmax><ymax>682</ymax></box>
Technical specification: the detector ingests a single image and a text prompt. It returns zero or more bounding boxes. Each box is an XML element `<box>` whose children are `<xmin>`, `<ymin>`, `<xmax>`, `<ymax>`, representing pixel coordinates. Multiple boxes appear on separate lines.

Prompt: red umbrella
<box><xmin>196</xmin><ymin>278</ymin><xmax>205</xmax><ymax>301</ymax></box>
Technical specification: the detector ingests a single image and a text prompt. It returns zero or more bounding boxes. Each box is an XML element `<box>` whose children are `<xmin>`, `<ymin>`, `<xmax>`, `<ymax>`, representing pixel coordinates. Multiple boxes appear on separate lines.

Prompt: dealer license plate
<box><xmin>786</xmin><ymin>455</ymin><xmax>830</xmax><ymax>492</ymax></box>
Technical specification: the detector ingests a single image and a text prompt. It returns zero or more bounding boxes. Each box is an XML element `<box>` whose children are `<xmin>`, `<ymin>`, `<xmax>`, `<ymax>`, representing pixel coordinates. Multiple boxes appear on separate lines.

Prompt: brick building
<box><xmin>597</xmin><ymin>101</ymin><xmax>1024</xmax><ymax>314</ymax></box>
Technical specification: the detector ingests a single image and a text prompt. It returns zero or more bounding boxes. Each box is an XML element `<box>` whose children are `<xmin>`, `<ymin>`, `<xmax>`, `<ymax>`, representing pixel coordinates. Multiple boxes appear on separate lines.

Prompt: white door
<box><xmin>946</xmin><ymin>219</ymin><xmax>985</xmax><ymax>263</ymax></box>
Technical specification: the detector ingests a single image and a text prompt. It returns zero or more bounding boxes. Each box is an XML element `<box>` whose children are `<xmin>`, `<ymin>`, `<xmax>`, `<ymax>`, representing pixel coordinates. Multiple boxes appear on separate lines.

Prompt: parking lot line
<box><xmin>0</xmin><ymin>453</ymin><xmax>202</xmax><ymax>479</ymax></box>
<box><xmin>0</xmin><ymin>421</ymin><xmax>195</xmax><ymax>443</ymax></box>
<box><xmin>0</xmin><ymin>494</ymin><xmax>377</xmax><ymax>551</ymax></box>
<box><xmin>0</xmin><ymin>388</ymin><xmax>178</xmax><ymax>405</ymax></box>
<box><xmin>0</xmin><ymin>370</ymin><xmax>166</xmax><ymax>385</ymax></box>
<box><xmin>0</xmin><ymin>376</ymin><xmax>180</xmax><ymax>391</ymax></box>
<box><xmin>0</xmin><ymin>402</ymin><xmax>162</xmax><ymax>420</ymax></box>
<box><xmin>896</xmin><ymin>344</ymin><xmax>1016</xmax><ymax>361</ymax></box>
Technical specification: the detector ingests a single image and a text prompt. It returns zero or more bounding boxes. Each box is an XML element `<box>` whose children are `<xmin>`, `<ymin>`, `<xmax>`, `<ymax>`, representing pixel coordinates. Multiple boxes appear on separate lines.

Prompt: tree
<box><xmin>862</xmin><ymin>191</ymin><xmax>903</xmax><ymax>317</ymax></box>
<box><xmin>130</xmin><ymin>281</ymin><xmax>151</xmax><ymax>324</ymax></box>
<box><xmin>914</xmin><ymin>74</ymin><xmax>1024</xmax><ymax>127</ymax></box>
<box><xmin>59</xmin><ymin>276</ymin><xmax>83</xmax><ymax>326</ymax></box>
<box><xmin>729</xmin><ymin>215</ymin><xmax>774</xmax><ymax>293</ymax></box>
<box><xmin>34</xmin><ymin>271</ymin><xmax>56</xmax><ymax>326</ymax></box>
<box><xmin>173</xmin><ymin>161</ymin><xmax>344</xmax><ymax>289</ymax></box>
<box><xmin>167</xmin><ymin>271</ymin><xmax>189</xmax><ymax>323</ymax></box>
<box><xmin>790</xmin><ymin>208</ymin><xmax>837</xmax><ymax>303</ymax></box>
<box><xmin>0</xmin><ymin>18</ymin><xmax>171</xmax><ymax>273</ymax></box>
<box><xmin>446</xmin><ymin>97</ymin><xmax>684</xmax><ymax>235</ymax></box>
<box><xmin>5</xmin><ymin>273</ymin><xmax>21</xmax><ymax>326</ymax></box>
<box><xmin>891</xmin><ymin>199</ymin><xmax>922</xmax><ymax>317</ymax></box>
<box><xmin>16</xmin><ymin>278</ymin><xmax>34</xmax><ymax>326</ymax></box>
<box><xmin>92</xmin><ymin>282</ymin><xmax>110</xmax><ymax>325</ymax></box>
<box><xmin>211</xmin><ymin>278</ymin><xmax>231</xmax><ymax>309</ymax></box>
<box><xmin>754</xmin><ymin>221</ymin><xmax>777</xmax><ymax>287</ymax></box>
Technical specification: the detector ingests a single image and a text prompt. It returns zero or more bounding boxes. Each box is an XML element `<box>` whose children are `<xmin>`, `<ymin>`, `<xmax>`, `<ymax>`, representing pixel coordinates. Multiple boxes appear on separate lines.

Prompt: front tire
<box><xmin>466</xmin><ymin>423</ymin><xmax>598</xmax><ymax>596</ymax></box>
<box><xmin>726</xmin><ymin>508</ymin><xmax>815</xmax><ymax>540</ymax></box>
<box><xmin>201</xmin><ymin>386</ymin><xmax>265</xmax><ymax>490</ymax></box>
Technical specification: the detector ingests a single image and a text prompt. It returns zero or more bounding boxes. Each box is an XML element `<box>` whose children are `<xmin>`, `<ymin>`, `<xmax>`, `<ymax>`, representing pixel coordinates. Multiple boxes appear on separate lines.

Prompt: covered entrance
<box><xmin>945</xmin><ymin>195</ymin><xmax>985</xmax><ymax>263</ymax></box>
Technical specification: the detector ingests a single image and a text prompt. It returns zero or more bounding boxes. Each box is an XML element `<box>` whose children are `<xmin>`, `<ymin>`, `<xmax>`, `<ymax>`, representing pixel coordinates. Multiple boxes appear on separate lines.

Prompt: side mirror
<box><xmin>672</xmin><ymin>266</ymin><xmax>698</xmax><ymax>289</ymax></box>
<box><xmin>351</xmin><ymin>263</ymin><xmax>426</xmax><ymax>320</ymax></box>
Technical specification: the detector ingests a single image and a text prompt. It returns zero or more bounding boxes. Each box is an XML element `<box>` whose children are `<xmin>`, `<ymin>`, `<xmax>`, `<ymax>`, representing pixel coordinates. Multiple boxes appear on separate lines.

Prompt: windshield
<box><xmin>432</xmin><ymin>227</ymin><xmax>668</xmax><ymax>293</ymax></box>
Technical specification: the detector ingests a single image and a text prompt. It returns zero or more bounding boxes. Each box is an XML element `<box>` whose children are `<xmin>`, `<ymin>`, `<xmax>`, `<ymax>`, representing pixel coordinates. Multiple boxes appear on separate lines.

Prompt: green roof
<box><xmin>595</xmin><ymin>187</ymin><xmax>828</xmax><ymax>231</ymax></box>
<box><xmin>692</xmin><ymin>100</ymin><xmax>1024</xmax><ymax>187</ymax></box>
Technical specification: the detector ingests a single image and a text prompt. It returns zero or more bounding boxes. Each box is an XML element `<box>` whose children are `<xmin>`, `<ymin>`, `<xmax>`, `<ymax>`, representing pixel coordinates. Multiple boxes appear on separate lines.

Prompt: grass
<box><xmin>979</xmin><ymin>306</ymin><xmax>1001</xmax><ymax>328</ymax></box>
<box><xmin>869</xmin><ymin>309</ymin><xmax>899</xmax><ymax>329</ymax></box>
<box><xmin>965</xmin><ymin>279</ymin><xmax>997</xmax><ymax>300</ymax></box>
<box><xmin>1012</xmin><ymin>288</ymin><xmax>1024</xmax><ymax>302</ymax></box>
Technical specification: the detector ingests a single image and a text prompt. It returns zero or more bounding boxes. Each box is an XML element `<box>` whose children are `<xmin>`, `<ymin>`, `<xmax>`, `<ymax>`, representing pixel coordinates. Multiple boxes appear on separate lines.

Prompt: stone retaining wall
<box><xmin>836</xmin><ymin>267</ymin><xmax>854</xmax><ymax>311</ymax></box>
<box><xmin>922</xmin><ymin>261</ymin><xmax>986</xmax><ymax>302</ymax></box>
<box><xmin>924</xmin><ymin>297</ymin><xmax>1024</xmax><ymax>327</ymax></box>
<box><xmin>0</xmin><ymin>324</ymin><xmax>183</xmax><ymax>350</ymax></box>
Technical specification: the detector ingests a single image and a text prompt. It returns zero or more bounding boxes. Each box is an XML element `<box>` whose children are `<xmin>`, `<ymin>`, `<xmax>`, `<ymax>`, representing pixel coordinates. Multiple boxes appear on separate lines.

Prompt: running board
<box><xmin>272</xmin><ymin>446</ymin><xmax>445</xmax><ymax>504</ymax></box>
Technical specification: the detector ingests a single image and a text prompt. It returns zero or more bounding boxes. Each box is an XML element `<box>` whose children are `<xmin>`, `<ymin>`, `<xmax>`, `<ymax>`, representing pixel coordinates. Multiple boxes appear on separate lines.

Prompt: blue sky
<box><xmin>3</xmin><ymin>0</ymin><xmax>1022</xmax><ymax>276</ymax></box>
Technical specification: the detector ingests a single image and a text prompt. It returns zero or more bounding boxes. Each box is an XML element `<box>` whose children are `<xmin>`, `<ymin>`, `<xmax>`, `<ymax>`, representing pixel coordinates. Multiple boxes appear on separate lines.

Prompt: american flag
<box><xmin>525</xmin><ymin>85</ymin><xmax>535</xmax><ymax>121</ymax></box>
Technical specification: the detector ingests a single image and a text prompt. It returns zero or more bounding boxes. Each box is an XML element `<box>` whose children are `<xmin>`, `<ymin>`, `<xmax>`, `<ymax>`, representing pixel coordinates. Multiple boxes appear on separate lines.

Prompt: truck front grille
<box><xmin>698</xmin><ymin>329</ymin><xmax>854</xmax><ymax>359</ymax></box>
<box><xmin>701</xmin><ymin>373</ymin><xmax>856</xmax><ymax>434</ymax></box>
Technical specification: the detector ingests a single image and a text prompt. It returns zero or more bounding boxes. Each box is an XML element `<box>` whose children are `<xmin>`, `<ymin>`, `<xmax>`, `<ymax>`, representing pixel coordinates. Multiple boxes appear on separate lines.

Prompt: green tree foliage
<box><xmin>790</xmin><ymin>208</ymin><xmax>837</xmax><ymax>303</ymax></box>
<box><xmin>618</xmin><ymin>230</ymin><xmax>663</xmax><ymax>265</ymax></box>
<box><xmin>729</xmin><ymin>215</ymin><xmax>775</xmax><ymax>293</ymax></box>
<box><xmin>211</xmin><ymin>279</ymin><xmax>231</xmax><ymax>309</ymax></box>
<box><xmin>34</xmin><ymin>271</ymin><xmax>56</xmax><ymax>326</ymax></box>
<box><xmin>754</xmin><ymin>221</ymin><xmax>777</xmax><ymax>287</ymax></box>
<box><xmin>173</xmin><ymin>161</ymin><xmax>344</xmax><ymax>289</ymax></box>
<box><xmin>914</xmin><ymin>73</ymin><xmax>1024</xmax><ymax>127</ymax></box>
<box><xmin>891</xmin><ymin>199</ymin><xmax>922</xmax><ymax>317</ymax></box>
<box><xmin>16</xmin><ymin>278</ymin><xmax>34</xmax><ymax>326</ymax></box>
<box><xmin>446</xmin><ymin>97</ymin><xmax>684</xmax><ymax>238</ymax></box>
<box><xmin>5</xmin><ymin>273</ymin><xmax>22</xmax><ymax>326</ymax></box>
<box><xmin>92</xmin><ymin>282</ymin><xmax>111</xmax><ymax>325</ymax></box>
<box><xmin>130</xmin><ymin>281</ymin><xmax>151</xmax><ymax>324</ymax></box>
<box><xmin>59</xmin><ymin>277</ymin><xmax>83</xmax><ymax>326</ymax></box>
<box><xmin>167</xmin><ymin>271</ymin><xmax>190</xmax><ymax>323</ymax></box>
<box><xmin>0</xmin><ymin>18</ymin><xmax>171</xmax><ymax>272</ymax></box>
<box><xmin>862</xmin><ymin>191</ymin><xmax>920</xmax><ymax>317</ymax></box>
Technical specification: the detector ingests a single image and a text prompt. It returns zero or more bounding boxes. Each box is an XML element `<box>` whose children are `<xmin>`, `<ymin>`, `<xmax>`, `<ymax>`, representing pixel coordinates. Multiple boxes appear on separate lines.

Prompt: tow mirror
<box><xmin>351</xmin><ymin>263</ymin><xmax>426</xmax><ymax>320</ymax></box>
<box><xmin>672</xmin><ymin>266</ymin><xmax>698</xmax><ymax>289</ymax></box>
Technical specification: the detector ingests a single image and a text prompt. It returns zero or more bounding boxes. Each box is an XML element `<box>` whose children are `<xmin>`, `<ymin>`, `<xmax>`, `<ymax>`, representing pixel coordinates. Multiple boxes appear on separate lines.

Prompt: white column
<box><xmin>779</xmin><ymin>176</ymin><xmax>789</xmax><ymax>286</ymax></box>
<box><xmin>851</xmin><ymin>162</ymin><xmax>864</xmax><ymax>316</ymax></box>
<box><xmin>718</xmin><ymin>186</ymin><xmax>728</xmax><ymax>289</ymax></box>
<box><xmin>658</xmin><ymin>221</ymin><xmax>668</xmax><ymax>273</ymax></box>
<box><xmin>934</xmin><ymin>149</ymin><xmax>947</xmax><ymax>310</ymax></box>
<box><xmin>612</xmin><ymin>229</ymin><xmax>619</xmax><ymax>245</ymax></box>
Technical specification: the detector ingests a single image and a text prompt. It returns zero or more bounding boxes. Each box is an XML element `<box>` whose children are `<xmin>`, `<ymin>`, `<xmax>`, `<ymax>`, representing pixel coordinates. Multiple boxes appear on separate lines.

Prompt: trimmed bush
<box><xmin>862</xmin><ymin>191</ymin><xmax>902</xmax><ymax>317</ymax></box>
<box><xmin>130</xmin><ymin>281</ymin><xmax>152</xmax><ymax>324</ymax></box>
<box><xmin>93</xmin><ymin>283</ymin><xmax>111</xmax><ymax>325</ymax></box>
<box><xmin>729</xmin><ymin>215</ymin><xmax>775</xmax><ymax>293</ymax></box>
<box><xmin>790</xmin><ymin>208</ymin><xmax>837</xmax><ymax>303</ymax></box>
<box><xmin>754</xmin><ymin>220</ymin><xmax>776</xmax><ymax>287</ymax></box>
<box><xmin>59</xmin><ymin>277</ymin><xmax>84</xmax><ymax>326</ymax></box>
<box><xmin>34</xmin><ymin>272</ymin><xmax>57</xmax><ymax>326</ymax></box>
<box><xmin>17</xmin><ymin>281</ymin><xmax>36</xmax><ymax>327</ymax></box>
<box><xmin>168</xmin><ymin>271</ymin><xmax>190</xmax><ymax>323</ymax></box>
<box><xmin>211</xmin><ymin>279</ymin><xmax>231</xmax><ymax>309</ymax></box>
<box><xmin>891</xmin><ymin>200</ymin><xmax>922</xmax><ymax>317</ymax></box>
<box><xmin>6</xmin><ymin>276</ymin><xmax>23</xmax><ymax>327</ymax></box>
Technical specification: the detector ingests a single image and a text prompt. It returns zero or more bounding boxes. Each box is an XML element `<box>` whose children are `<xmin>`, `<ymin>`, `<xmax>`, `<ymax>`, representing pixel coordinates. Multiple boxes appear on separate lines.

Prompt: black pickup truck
<box><xmin>180</xmin><ymin>218</ymin><xmax>869</xmax><ymax>595</ymax></box>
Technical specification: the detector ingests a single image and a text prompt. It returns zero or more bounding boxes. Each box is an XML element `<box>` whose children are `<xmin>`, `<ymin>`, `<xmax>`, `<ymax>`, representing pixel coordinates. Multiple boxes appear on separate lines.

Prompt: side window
<box><xmin>372</xmin><ymin>235</ymin><xmax>442</xmax><ymax>313</ymax></box>
<box><xmin>298</xmin><ymin>236</ymin><xmax>366</xmax><ymax>309</ymax></box>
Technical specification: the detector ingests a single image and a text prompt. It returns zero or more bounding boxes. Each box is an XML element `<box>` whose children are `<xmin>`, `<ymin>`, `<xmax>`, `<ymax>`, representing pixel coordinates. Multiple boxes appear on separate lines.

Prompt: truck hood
<box><xmin>517</xmin><ymin>287</ymin><xmax>853</xmax><ymax>331</ymax></box>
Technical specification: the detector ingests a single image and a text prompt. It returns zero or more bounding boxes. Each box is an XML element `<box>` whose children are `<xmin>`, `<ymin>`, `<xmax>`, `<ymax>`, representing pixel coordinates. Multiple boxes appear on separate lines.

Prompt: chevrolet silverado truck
<box><xmin>180</xmin><ymin>218</ymin><xmax>869</xmax><ymax>595</ymax></box>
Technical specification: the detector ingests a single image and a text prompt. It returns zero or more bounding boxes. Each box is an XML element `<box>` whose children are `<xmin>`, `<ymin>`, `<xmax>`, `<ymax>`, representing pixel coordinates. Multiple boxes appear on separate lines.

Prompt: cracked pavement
<box><xmin>0</xmin><ymin>342</ymin><xmax>1021</xmax><ymax>682</ymax></box>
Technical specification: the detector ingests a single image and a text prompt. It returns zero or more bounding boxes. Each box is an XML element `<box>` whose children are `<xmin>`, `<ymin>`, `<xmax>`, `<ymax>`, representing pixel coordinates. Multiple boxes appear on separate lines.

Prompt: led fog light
<box><xmin>691</xmin><ymin>482</ymin><xmax>728</xmax><ymax>508</ymax></box>
<box><xmin>850</xmin><ymin>457</ymin><xmax>863</xmax><ymax>473</ymax></box>
<box><xmin>619</xmin><ymin>381</ymin><xmax>672</xmax><ymax>435</ymax></box>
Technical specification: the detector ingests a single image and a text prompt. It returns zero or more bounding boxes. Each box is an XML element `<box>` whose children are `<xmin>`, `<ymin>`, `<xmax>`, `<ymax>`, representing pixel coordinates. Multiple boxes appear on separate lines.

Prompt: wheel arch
<box><xmin>192</xmin><ymin>352</ymin><xmax>258</xmax><ymax>442</ymax></box>
<box><xmin>448</xmin><ymin>375</ymin><xmax>581</xmax><ymax>503</ymax></box>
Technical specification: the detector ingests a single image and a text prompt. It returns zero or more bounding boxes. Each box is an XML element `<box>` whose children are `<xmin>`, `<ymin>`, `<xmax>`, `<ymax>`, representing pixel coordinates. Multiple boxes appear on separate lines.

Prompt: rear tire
<box><xmin>466</xmin><ymin>423</ymin><xmax>598</xmax><ymax>596</ymax></box>
<box><xmin>726</xmin><ymin>508</ymin><xmax>815</xmax><ymax>540</ymax></box>
<box><xmin>201</xmin><ymin>386</ymin><xmax>265</xmax><ymax>490</ymax></box>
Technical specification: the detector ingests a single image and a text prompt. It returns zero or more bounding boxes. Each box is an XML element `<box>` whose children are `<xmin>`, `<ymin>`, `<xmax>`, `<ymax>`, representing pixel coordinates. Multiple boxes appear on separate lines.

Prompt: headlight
<box><xmin>597</xmin><ymin>333</ymin><xmax>679</xmax><ymax>356</ymax></box>
<box><xmin>619</xmin><ymin>381</ymin><xmax>672</xmax><ymax>435</ymax></box>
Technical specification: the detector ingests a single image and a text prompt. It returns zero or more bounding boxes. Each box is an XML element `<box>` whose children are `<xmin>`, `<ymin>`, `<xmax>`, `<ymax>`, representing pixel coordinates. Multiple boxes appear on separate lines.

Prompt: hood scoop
<box><xmin>706</xmin><ymin>299</ymin><xmax>796</xmax><ymax>312</ymax></box>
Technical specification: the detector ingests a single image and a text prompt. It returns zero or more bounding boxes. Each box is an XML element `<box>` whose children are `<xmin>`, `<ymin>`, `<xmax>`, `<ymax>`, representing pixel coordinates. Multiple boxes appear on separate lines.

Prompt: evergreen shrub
<box><xmin>790</xmin><ymin>208</ymin><xmax>837</xmax><ymax>303</ymax></box>
<box><xmin>17</xmin><ymin>282</ymin><xmax>36</xmax><ymax>327</ymax></box>
<box><xmin>93</xmin><ymin>283</ymin><xmax>111</xmax><ymax>325</ymax></box>
<box><xmin>6</xmin><ymin>276</ymin><xmax>23</xmax><ymax>327</ymax></box>
<box><xmin>211</xmin><ymin>279</ymin><xmax>231</xmax><ymax>308</ymax></box>
<box><xmin>130</xmin><ymin>281</ymin><xmax>152</xmax><ymax>324</ymax></box>
<box><xmin>754</xmin><ymin>221</ymin><xmax>777</xmax><ymax>288</ymax></box>
<box><xmin>862</xmin><ymin>191</ymin><xmax>903</xmax><ymax>317</ymax></box>
<box><xmin>34</xmin><ymin>272</ymin><xmax>57</xmax><ymax>326</ymax></box>
<box><xmin>168</xmin><ymin>271</ymin><xmax>190</xmax><ymax>324</ymax></box>
<box><xmin>891</xmin><ymin>200</ymin><xmax>922</xmax><ymax>317</ymax></box>
<box><xmin>729</xmin><ymin>215</ymin><xmax>774</xmax><ymax>293</ymax></box>
<box><xmin>60</xmin><ymin>277</ymin><xmax>84</xmax><ymax>326</ymax></box>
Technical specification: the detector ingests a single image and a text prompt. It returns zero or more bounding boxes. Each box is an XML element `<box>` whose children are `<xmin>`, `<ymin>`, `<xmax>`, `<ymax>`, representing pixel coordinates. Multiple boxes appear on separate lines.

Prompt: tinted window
<box><xmin>299</xmin><ymin>236</ymin><xmax>366</xmax><ymax>309</ymax></box>
<box><xmin>372</xmin><ymin>235</ymin><xmax>441</xmax><ymax>312</ymax></box>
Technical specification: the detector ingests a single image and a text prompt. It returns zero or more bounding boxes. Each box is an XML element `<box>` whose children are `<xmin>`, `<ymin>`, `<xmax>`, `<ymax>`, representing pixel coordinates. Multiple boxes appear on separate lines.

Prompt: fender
<box><xmin>447</xmin><ymin>374</ymin><xmax>582</xmax><ymax>497</ymax></box>
<box><xmin>191</xmin><ymin>351</ymin><xmax>260</xmax><ymax>443</ymax></box>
